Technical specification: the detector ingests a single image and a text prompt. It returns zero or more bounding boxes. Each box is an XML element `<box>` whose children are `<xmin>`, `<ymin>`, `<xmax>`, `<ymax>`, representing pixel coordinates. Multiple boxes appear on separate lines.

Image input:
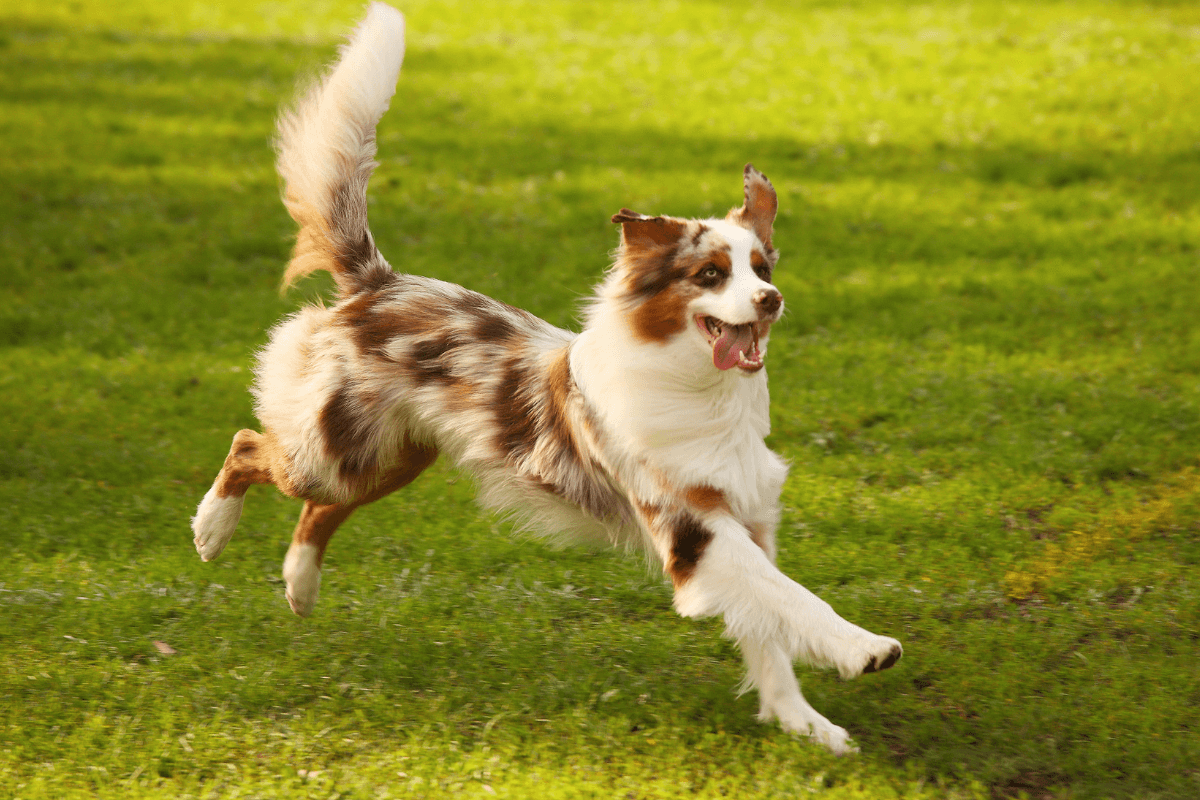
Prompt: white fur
<box><xmin>571</xmin><ymin>247</ymin><xmax>899</xmax><ymax>752</ymax></box>
<box><xmin>693</xmin><ymin>219</ymin><xmax>779</xmax><ymax>327</ymax></box>
<box><xmin>252</xmin><ymin>307</ymin><xmax>359</xmax><ymax>497</ymax></box>
<box><xmin>283</xmin><ymin>543</ymin><xmax>322</xmax><ymax>617</ymax></box>
<box><xmin>573</xmin><ymin>277</ymin><xmax>784</xmax><ymax>519</ymax></box>
<box><xmin>741</xmin><ymin>638</ymin><xmax>857</xmax><ymax>755</ymax></box>
<box><xmin>191</xmin><ymin>485</ymin><xmax>243</xmax><ymax>562</ymax></box>
<box><xmin>275</xmin><ymin>3</ymin><xmax>405</xmax><ymax>221</ymax></box>
<box><xmin>673</xmin><ymin>519</ymin><xmax>902</xmax><ymax>678</ymax></box>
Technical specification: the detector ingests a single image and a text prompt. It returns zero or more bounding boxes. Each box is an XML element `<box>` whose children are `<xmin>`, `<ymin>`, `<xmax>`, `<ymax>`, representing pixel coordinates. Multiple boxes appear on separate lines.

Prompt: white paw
<box><xmin>835</xmin><ymin>633</ymin><xmax>902</xmax><ymax>680</ymax></box>
<box><xmin>771</xmin><ymin>706</ymin><xmax>858</xmax><ymax>756</ymax></box>
<box><xmin>282</xmin><ymin>543</ymin><xmax>321</xmax><ymax>617</ymax></box>
<box><xmin>192</xmin><ymin>486</ymin><xmax>243</xmax><ymax>562</ymax></box>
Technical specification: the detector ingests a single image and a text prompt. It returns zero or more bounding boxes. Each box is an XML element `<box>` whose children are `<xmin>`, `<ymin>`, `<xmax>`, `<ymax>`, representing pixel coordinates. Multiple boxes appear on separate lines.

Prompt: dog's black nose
<box><xmin>753</xmin><ymin>289</ymin><xmax>782</xmax><ymax>317</ymax></box>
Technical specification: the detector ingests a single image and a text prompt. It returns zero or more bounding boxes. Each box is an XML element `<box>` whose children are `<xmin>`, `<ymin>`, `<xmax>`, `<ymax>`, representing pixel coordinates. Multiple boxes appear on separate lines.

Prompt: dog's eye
<box><xmin>701</xmin><ymin>266</ymin><xmax>721</xmax><ymax>279</ymax></box>
<box><xmin>754</xmin><ymin>265</ymin><xmax>772</xmax><ymax>282</ymax></box>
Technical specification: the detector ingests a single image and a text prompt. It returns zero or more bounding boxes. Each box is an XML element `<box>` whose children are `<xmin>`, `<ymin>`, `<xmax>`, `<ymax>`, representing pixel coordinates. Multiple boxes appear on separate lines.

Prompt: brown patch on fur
<box><xmin>460</xmin><ymin>292</ymin><xmax>540</xmax><ymax>341</ymax></box>
<box><xmin>538</xmin><ymin>349</ymin><xmax>625</xmax><ymax>521</ymax></box>
<box><xmin>690</xmin><ymin>247</ymin><xmax>732</xmax><ymax>289</ymax></box>
<box><xmin>212</xmin><ymin>429</ymin><xmax>304</xmax><ymax>499</ymax></box>
<box><xmin>318</xmin><ymin>385</ymin><xmax>378</xmax><ymax>493</ymax></box>
<box><xmin>335</xmin><ymin>226</ymin><xmax>380</xmax><ymax>286</ymax></box>
<box><xmin>338</xmin><ymin>288</ymin><xmax>447</xmax><ymax>359</ymax></box>
<box><xmin>408</xmin><ymin>333</ymin><xmax>459</xmax><ymax>384</ymax></box>
<box><xmin>636</xmin><ymin>501</ymin><xmax>662</xmax><ymax>525</ymax></box>
<box><xmin>486</xmin><ymin>347</ymin><xmax>626</xmax><ymax>523</ymax></box>
<box><xmin>357</xmin><ymin>440</ymin><xmax>439</xmax><ymax>504</ymax></box>
<box><xmin>494</xmin><ymin>357</ymin><xmax>540</xmax><ymax>460</ymax></box>
<box><xmin>544</xmin><ymin>348</ymin><xmax>575</xmax><ymax>449</ymax></box>
<box><xmin>726</xmin><ymin>164</ymin><xmax>778</xmax><ymax>250</ymax></box>
<box><xmin>612</xmin><ymin>209</ymin><xmax>687</xmax><ymax>247</ymax></box>
<box><xmin>214</xmin><ymin>429</ymin><xmax>273</xmax><ymax>498</ymax></box>
<box><xmin>580</xmin><ymin>401</ymin><xmax>605</xmax><ymax>444</ymax></box>
<box><xmin>685</xmin><ymin>484</ymin><xmax>730</xmax><ymax>514</ymax></box>
<box><xmin>388</xmin><ymin>305</ymin><xmax>445</xmax><ymax>339</ymax></box>
<box><xmin>631</xmin><ymin>283</ymin><xmax>698</xmax><ymax>343</ymax></box>
<box><xmin>290</xmin><ymin>502</ymin><xmax>355</xmax><ymax>564</ymax></box>
<box><xmin>281</xmin><ymin>203</ymin><xmax>339</xmax><ymax>291</ymax></box>
<box><xmin>708</xmin><ymin>249</ymin><xmax>732</xmax><ymax>271</ymax></box>
<box><xmin>623</xmin><ymin>234</ymin><xmax>735</xmax><ymax>343</ymax></box>
<box><xmin>632</xmin><ymin>501</ymin><xmax>715</xmax><ymax>587</ymax></box>
<box><xmin>339</xmin><ymin>291</ymin><xmax>394</xmax><ymax>355</ymax></box>
<box><xmin>750</xmin><ymin>249</ymin><xmax>773</xmax><ymax>283</ymax></box>
<box><xmin>621</xmin><ymin>243</ymin><xmax>685</xmax><ymax>299</ymax></box>
<box><xmin>456</xmin><ymin>293</ymin><xmax>491</xmax><ymax>316</ymax></box>
<box><xmin>474</xmin><ymin>312</ymin><xmax>517</xmax><ymax>342</ymax></box>
<box><xmin>232</xmin><ymin>436</ymin><xmax>259</xmax><ymax>459</ymax></box>
<box><xmin>613</xmin><ymin>210</ymin><xmax>691</xmax><ymax>344</ymax></box>
<box><xmin>281</xmin><ymin>200</ymin><xmax>393</xmax><ymax>296</ymax></box>
<box><xmin>669</xmin><ymin>512</ymin><xmax>714</xmax><ymax>588</ymax></box>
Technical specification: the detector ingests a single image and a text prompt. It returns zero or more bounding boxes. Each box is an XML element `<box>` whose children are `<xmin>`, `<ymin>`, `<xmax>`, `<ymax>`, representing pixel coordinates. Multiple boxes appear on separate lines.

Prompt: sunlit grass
<box><xmin>2</xmin><ymin>0</ymin><xmax>1198</xmax><ymax>797</ymax></box>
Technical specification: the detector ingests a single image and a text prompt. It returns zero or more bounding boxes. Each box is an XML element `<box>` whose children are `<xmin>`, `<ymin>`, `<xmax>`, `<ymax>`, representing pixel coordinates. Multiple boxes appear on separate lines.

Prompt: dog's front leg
<box><xmin>634</xmin><ymin>502</ymin><xmax>900</xmax><ymax>752</ymax></box>
<box><xmin>739</xmin><ymin>634</ymin><xmax>858</xmax><ymax>754</ymax></box>
<box><xmin>671</xmin><ymin>514</ymin><xmax>903</xmax><ymax>677</ymax></box>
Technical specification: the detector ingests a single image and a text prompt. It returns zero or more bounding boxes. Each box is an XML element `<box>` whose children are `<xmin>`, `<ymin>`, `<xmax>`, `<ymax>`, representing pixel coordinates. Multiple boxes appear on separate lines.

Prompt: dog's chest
<box><xmin>591</xmin><ymin>380</ymin><xmax>786</xmax><ymax>513</ymax></box>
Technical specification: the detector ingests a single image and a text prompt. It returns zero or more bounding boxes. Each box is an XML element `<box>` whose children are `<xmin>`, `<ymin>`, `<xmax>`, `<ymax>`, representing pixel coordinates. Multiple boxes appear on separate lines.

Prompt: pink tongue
<box><xmin>713</xmin><ymin>324</ymin><xmax>754</xmax><ymax>370</ymax></box>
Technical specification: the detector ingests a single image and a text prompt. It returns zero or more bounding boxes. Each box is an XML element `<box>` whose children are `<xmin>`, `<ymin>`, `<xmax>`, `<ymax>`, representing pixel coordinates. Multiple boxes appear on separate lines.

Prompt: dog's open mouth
<box><xmin>695</xmin><ymin>315</ymin><xmax>770</xmax><ymax>372</ymax></box>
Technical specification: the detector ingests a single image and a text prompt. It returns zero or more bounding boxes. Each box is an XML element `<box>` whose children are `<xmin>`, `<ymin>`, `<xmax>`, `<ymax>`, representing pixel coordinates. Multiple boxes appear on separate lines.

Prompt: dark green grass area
<box><xmin>2</xmin><ymin>0</ymin><xmax>1199</xmax><ymax>797</ymax></box>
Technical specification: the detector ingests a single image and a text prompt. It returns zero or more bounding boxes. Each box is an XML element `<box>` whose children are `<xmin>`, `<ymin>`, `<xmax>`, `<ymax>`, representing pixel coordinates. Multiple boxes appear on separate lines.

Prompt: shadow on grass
<box><xmin>3</xmin><ymin>16</ymin><xmax>1199</xmax><ymax>799</ymax></box>
<box><xmin>4</xmin><ymin>22</ymin><xmax>1197</xmax><ymax>370</ymax></box>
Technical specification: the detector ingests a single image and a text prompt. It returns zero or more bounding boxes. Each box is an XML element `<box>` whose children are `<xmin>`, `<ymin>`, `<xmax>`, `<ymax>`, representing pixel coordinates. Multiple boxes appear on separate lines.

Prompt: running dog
<box><xmin>191</xmin><ymin>3</ymin><xmax>901</xmax><ymax>754</ymax></box>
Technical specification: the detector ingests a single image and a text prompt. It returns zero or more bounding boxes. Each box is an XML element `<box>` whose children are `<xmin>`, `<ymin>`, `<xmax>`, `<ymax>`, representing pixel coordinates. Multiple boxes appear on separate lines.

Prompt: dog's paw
<box><xmin>759</xmin><ymin>694</ymin><xmax>859</xmax><ymax>756</ymax></box>
<box><xmin>774</xmin><ymin>709</ymin><xmax>858</xmax><ymax>756</ymax></box>
<box><xmin>191</xmin><ymin>486</ymin><xmax>243</xmax><ymax>562</ymax></box>
<box><xmin>835</xmin><ymin>633</ymin><xmax>902</xmax><ymax>680</ymax></box>
<box><xmin>282</xmin><ymin>543</ymin><xmax>321</xmax><ymax>617</ymax></box>
<box><xmin>861</xmin><ymin>636</ymin><xmax>903</xmax><ymax>674</ymax></box>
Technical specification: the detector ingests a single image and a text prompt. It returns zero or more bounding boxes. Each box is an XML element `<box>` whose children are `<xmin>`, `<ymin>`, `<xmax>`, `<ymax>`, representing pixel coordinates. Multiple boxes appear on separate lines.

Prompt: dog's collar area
<box><xmin>694</xmin><ymin>315</ymin><xmax>767</xmax><ymax>372</ymax></box>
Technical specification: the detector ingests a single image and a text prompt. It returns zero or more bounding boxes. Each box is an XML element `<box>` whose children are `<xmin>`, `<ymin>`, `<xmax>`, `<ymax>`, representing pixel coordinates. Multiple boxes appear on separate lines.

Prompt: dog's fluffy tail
<box><xmin>275</xmin><ymin>2</ymin><xmax>405</xmax><ymax>295</ymax></box>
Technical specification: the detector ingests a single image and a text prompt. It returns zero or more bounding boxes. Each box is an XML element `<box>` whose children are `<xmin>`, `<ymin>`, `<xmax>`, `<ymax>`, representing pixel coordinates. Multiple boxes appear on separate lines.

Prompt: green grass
<box><xmin>2</xmin><ymin>0</ymin><xmax>1199</xmax><ymax>797</ymax></box>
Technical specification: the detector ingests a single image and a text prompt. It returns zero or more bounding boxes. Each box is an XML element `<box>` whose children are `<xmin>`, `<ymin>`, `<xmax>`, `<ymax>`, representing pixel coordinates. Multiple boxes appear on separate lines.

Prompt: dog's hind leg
<box><xmin>283</xmin><ymin>501</ymin><xmax>354</xmax><ymax>617</ymax></box>
<box><xmin>282</xmin><ymin>440</ymin><xmax>437</xmax><ymax>617</ymax></box>
<box><xmin>193</xmin><ymin>429</ymin><xmax>278</xmax><ymax>562</ymax></box>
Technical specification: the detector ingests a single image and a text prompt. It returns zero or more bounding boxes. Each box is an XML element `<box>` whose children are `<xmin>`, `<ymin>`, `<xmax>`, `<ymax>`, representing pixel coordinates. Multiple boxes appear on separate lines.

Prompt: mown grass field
<box><xmin>2</xmin><ymin>0</ymin><xmax>1199</xmax><ymax>797</ymax></box>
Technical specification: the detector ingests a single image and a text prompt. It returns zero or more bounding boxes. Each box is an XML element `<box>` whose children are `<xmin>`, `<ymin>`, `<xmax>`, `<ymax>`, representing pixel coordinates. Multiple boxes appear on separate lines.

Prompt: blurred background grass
<box><xmin>1</xmin><ymin>1</ymin><xmax>1198</xmax><ymax>797</ymax></box>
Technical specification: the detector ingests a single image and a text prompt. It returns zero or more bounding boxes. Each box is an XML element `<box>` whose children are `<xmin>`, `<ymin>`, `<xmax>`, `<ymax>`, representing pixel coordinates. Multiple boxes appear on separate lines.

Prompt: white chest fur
<box><xmin>571</xmin><ymin>324</ymin><xmax>788</xmax><ymax>518</ymax></box>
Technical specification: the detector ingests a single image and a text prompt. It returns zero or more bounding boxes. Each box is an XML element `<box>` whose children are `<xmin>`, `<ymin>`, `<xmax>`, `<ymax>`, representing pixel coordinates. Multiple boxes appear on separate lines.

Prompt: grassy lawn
<box><xmin>2</xmin><ymin>0</ymin><xmax>1199</xmax><ymax>797</ymax></box>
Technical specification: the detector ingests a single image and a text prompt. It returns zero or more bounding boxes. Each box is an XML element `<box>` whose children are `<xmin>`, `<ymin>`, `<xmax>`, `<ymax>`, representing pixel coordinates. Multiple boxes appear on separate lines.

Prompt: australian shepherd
<box><xmin>191</xmin><ymin>2</ymin><xmax>901</xmax><ymax>754</ymax></box>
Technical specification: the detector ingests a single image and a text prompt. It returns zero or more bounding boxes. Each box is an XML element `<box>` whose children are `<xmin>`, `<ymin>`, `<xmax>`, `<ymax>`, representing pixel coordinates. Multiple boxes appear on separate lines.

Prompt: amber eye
<box><xmin>701</xmin><ymin>266</ymin><xmax>721</xmax><ymax>279</ymax></box>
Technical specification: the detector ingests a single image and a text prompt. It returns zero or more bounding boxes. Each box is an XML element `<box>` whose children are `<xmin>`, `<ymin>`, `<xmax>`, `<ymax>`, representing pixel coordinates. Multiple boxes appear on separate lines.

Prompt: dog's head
<box><xmin>609</xmin><ymin>165</ymin><xmax>783</xmax><ymax>374</ymax></box>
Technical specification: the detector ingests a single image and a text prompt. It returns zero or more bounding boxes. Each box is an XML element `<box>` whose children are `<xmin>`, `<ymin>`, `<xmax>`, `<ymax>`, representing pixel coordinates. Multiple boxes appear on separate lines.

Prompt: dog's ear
<box><xmin>612</xmin><ymin>209</ymin><xmax>687</xmax><ymax>248</ymax></box>
<box><xmin>726</xmin><ymin>164</ymin><xmax>777</xmax><ymax>249</ymax></box>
